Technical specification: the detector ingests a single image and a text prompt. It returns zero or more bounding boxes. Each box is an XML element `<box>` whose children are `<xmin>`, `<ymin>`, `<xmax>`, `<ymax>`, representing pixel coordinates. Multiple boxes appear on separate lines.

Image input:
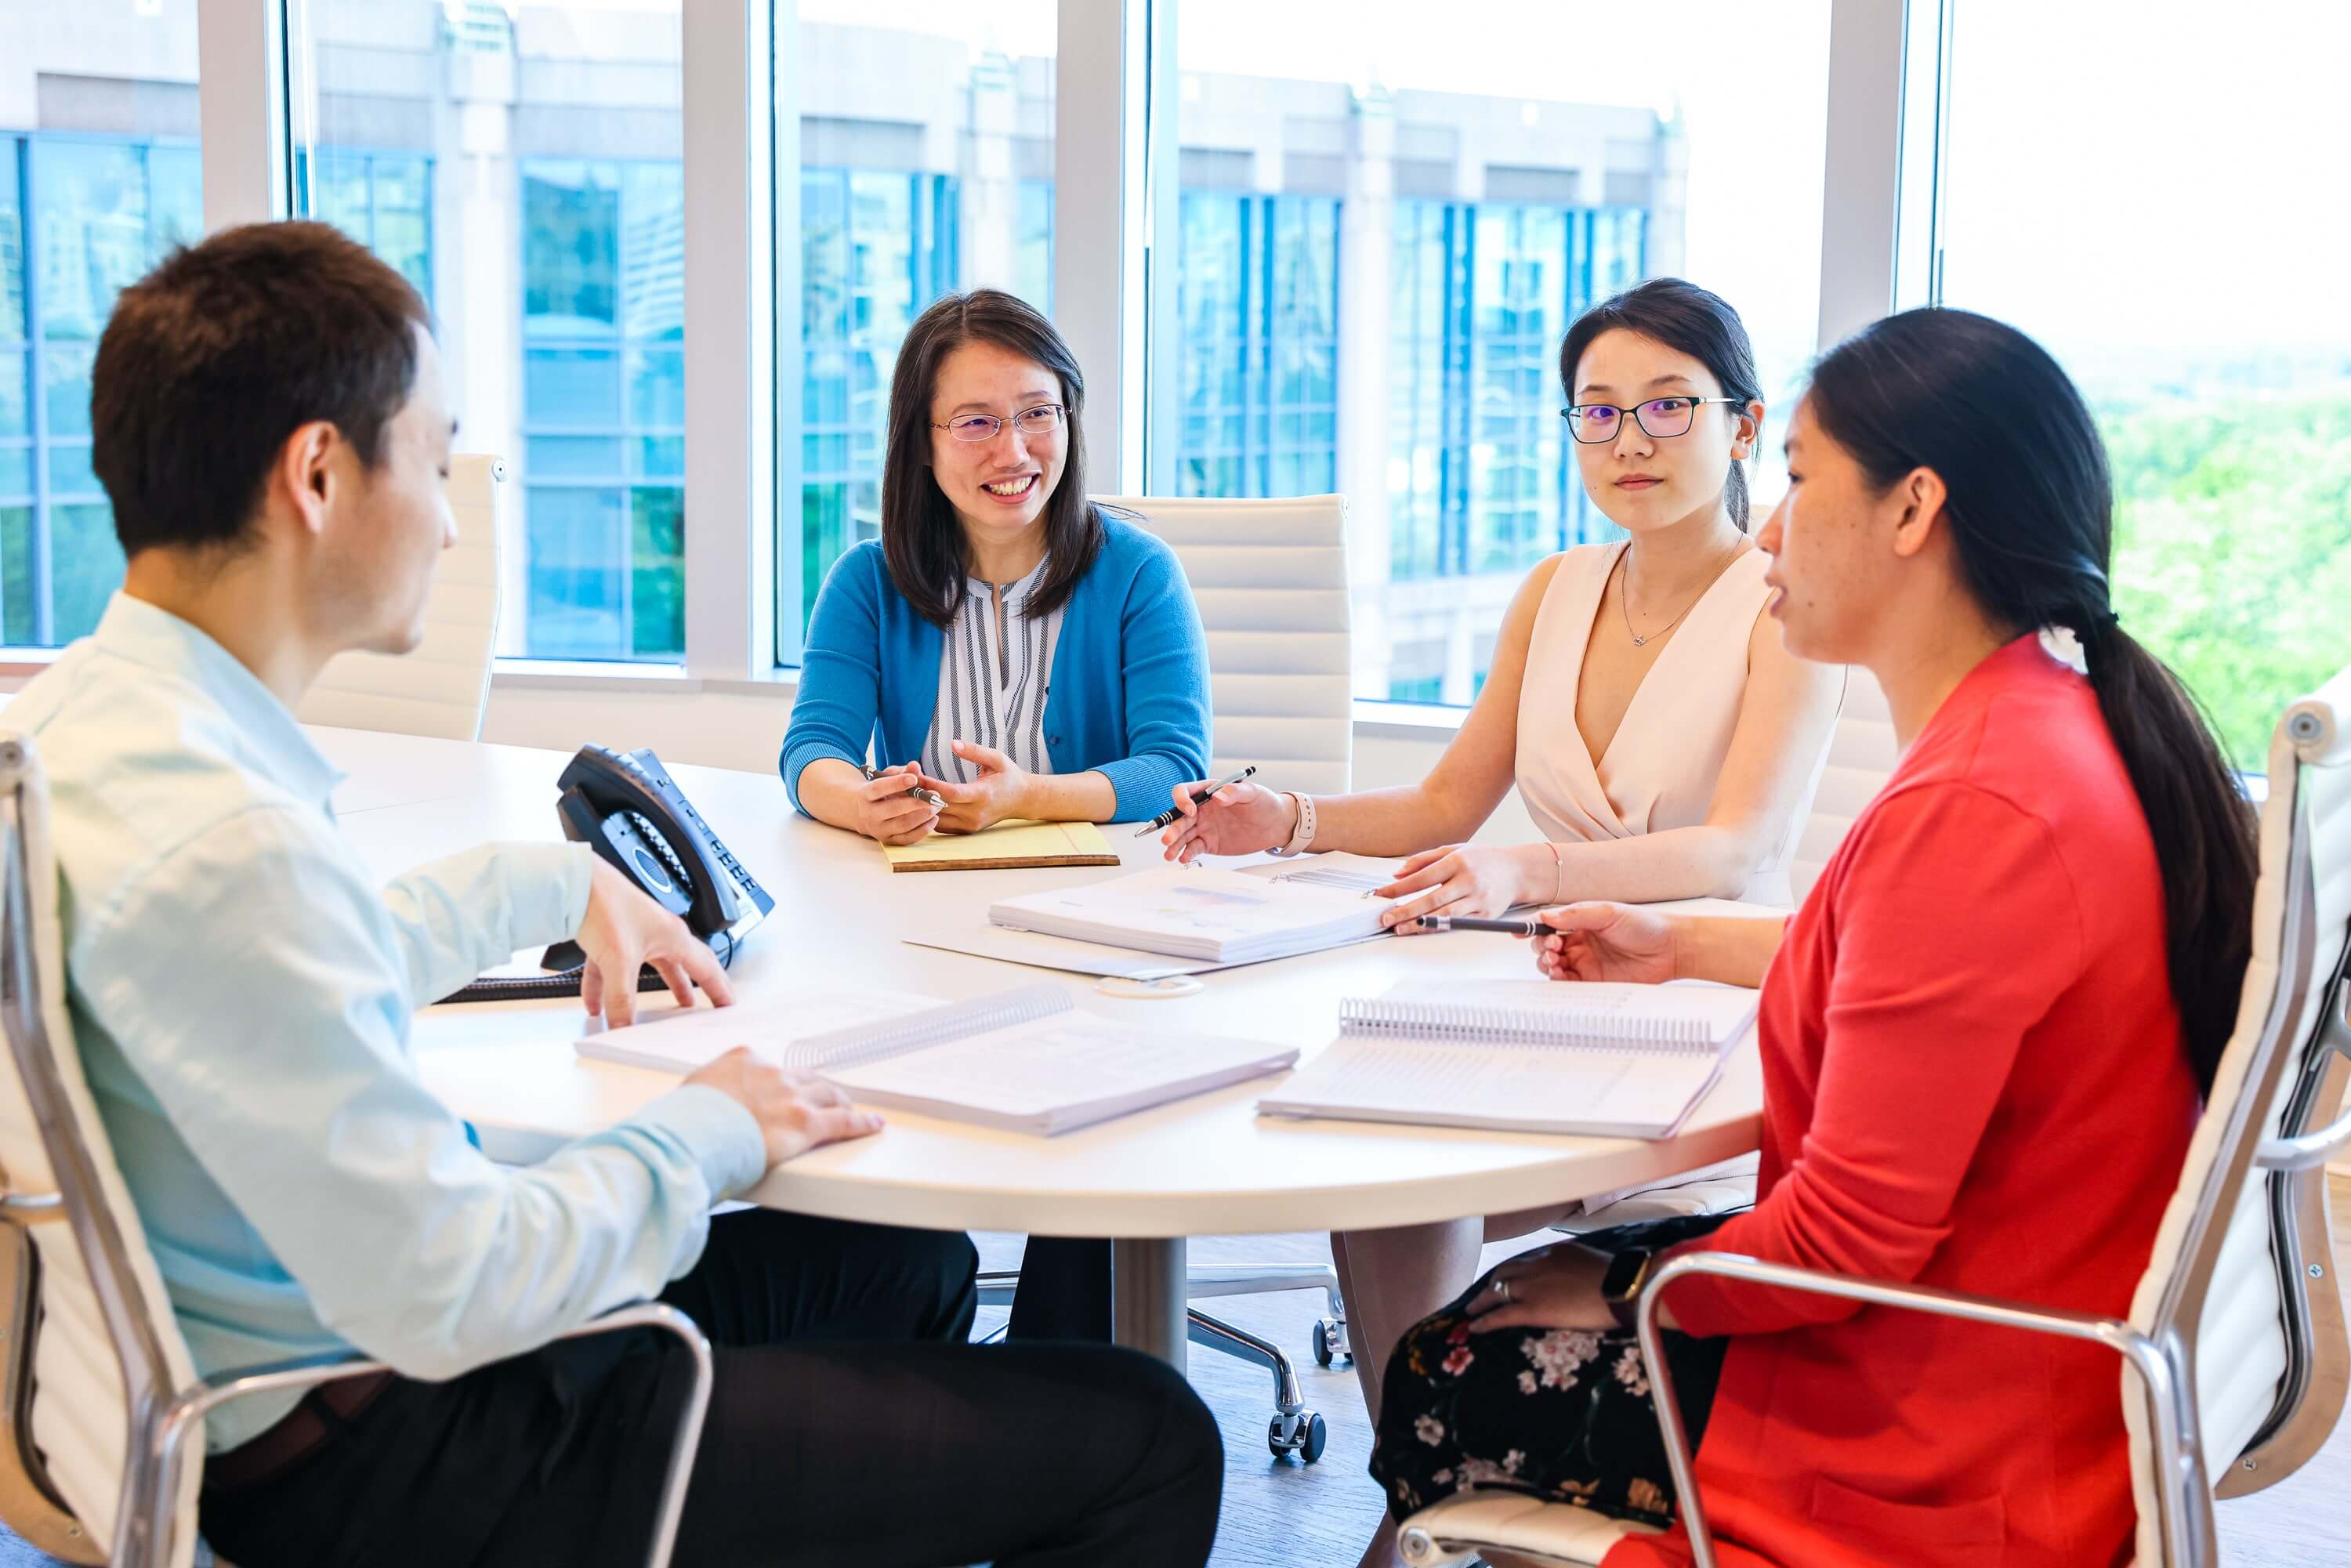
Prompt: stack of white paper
<box><xmin>988</xmin><ymin>864</ymin><xmax>1391</xmax><ymax>964</ymax></box>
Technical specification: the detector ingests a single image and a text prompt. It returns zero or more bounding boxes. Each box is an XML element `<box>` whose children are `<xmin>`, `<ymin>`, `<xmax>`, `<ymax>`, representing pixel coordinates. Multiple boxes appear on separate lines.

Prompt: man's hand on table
<box><xmin>685</xmin><ymin>1050</ymin><xmax>885</xmax><ymax>1167</ymax></box>
<box><xmin>574</xmin><ymin>856</ymin><xmax>737</xmax><ymax>1027</ymax></box>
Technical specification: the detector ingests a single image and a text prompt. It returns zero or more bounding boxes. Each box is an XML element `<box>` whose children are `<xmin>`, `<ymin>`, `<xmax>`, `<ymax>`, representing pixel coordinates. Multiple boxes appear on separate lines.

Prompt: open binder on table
<box><xmin>577</xmin><ymin>982</ymin><xmax>1297</xmax><ymax>1136</ymax></box>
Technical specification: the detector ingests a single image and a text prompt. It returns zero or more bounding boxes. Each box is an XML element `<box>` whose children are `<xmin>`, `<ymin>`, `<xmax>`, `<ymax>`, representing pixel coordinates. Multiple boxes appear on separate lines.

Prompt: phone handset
<box><xmin>439</xmin><ymin>745</ymin><xmax>773</xmax><ymax>1005</ymax></box>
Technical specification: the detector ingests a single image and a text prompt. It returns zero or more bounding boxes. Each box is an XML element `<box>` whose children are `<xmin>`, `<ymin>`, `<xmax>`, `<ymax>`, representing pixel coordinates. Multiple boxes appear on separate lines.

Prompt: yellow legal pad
<box><xmin>882</xmin><ymin>820</ymin><xmax>1122</xmax><ymax>873</ymax></box>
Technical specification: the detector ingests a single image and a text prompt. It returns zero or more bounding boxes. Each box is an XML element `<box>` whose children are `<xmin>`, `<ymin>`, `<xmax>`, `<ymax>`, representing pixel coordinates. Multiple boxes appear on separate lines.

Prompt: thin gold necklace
<box><xmin>1616</xmin><ymin>542</ymin><xmax>1737</xmax><ymax>648</ymax></box>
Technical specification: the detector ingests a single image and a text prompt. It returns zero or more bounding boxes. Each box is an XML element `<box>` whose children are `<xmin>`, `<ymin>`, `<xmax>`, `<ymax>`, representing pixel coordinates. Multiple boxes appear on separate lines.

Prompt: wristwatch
<box><xmin>1599</xmin><ymin>1248</ymin><xmax>1656</xmax><ymax>1331</ymax></box>
<box><xmin>1267</xmin><ymin>791</ymin><xmax>1317</xmax><ymax>857</ymax></box>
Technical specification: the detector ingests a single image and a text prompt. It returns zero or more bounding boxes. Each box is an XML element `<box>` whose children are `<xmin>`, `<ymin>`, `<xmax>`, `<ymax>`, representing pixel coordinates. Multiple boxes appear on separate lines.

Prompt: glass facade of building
<box><xmin>797</xmin><ymin>167</ymin><xmax>958</xmax><ymax>629</ymax></box>
<box><xmin>1173</xmin><ymin>192</ymin><xmax>1341</xmax><ymax>503</ymax></box>
<box><xmin>0</xmin><ymin>133</ymin><xmax>201</xmax><ymax>648</ymax></box>
<box><xmin>1389</xmin><ymin>200</ymin><xmax>1646</xmax><ymax>586</ymax></box>
<box><xmin>518</xmin><ymin>158</ymin><xmax>687</xmax><ymax>661</ymax></box>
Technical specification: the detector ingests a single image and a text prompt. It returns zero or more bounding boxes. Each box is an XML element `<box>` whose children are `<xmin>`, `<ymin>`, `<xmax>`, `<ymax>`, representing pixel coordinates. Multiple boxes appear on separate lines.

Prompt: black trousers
<box><xmin>1007</xmin><ymin>1235</ymin><xmax>1113</xmax><ymax>1341</ymax></box>
<box><xmin>199</xmin><ymin>1211</ymin><xmax>1223</xmax><ymax>1568</ymax></box>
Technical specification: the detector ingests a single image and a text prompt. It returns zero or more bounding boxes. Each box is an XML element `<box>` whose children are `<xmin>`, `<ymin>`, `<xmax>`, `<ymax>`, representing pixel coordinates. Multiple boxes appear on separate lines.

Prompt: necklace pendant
<box><xmin>1631</xmin><ymin>633</ymin><xmax>1647</xmax><ymax>646</ymax></box>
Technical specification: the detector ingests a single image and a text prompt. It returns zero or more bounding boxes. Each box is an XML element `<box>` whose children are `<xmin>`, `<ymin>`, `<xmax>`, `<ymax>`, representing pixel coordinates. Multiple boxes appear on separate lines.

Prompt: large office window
<box><xmin>288</xmin><ymin>0</ymin><xmax>686</xmax><ymax>662</ymax></box>
<box><xmin>299</xmin><ymin>147</ymin><xmax>433</xmax><ymax>306</ymax></box>
<box><xmin>796</xmin><ymin>167</ymin><xmax>959</xmax><ymax>631</ymax></box>
<box><xmin>520</xmin><ymin>159</ymin><xmax>686</xmax><ymax>660</ymax></box>
<box><xmin>777</xmin><ymin>6</ymin><xmax>1059</xmax><ymax>661</ymax></box>
<box><xmin>1173</xmin><ymin>191</ymin><xmax>1339</xmax><ymax>503</ymax></box>
<box><xmin>1170</xmin><ymin>2</ymin><xmax>1832</xmax><ymax>703</ymax></box>
<box><xmin>1386</xmin><ymin>201</ymin><xmax>1647</xmax><ymax>589</ymax></box>
<box><xmin>0</xmin><ymin>134</ymin><xmax>202</xmax><ymax>648</ymax></box>
<box><xmin>1922</xmin><ymin>0</ymin><xmax>2351</xmax><ymax>766</ymax></box>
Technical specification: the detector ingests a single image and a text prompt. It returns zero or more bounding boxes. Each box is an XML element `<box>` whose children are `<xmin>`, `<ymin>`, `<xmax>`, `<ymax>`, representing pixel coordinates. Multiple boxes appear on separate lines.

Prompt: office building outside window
<box><xmin>519</xmin><ymin>158</ymin><xmax>685</xmax><ymax>660</ymax></box>
<box><xmin>1173</xmin><ymin>190</ymin><xmax>1341</xmax><ymax>504</ymax></box>
<box><xmin>0</xmin><ymin>0</ymin><xmax>202</xmax><ymax>648</ymax></box>
<box><xmin>1170</xmin><ymin>4</ymin><xmax>1831</xmax><ymax>704</ymax></box>
<box><xmin>777</xmin><ymin>7</ymin><xmax>1059</xmax><ymax>657</ymax></box>
<box><xmin>796</xmin><ymin>166</ymin><xmax>960</xmax><ymax>633</ymax></box>
<box><xmin>288</xmin><ymin>0</ymin><xmax>687</xmax><ymax>662</ymax></box>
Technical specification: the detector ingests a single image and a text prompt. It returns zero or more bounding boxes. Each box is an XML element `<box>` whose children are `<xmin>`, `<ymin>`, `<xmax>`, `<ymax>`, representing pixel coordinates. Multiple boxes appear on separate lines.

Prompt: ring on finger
<box><xmin>1492</xmin><ymin>1276</ymin><xmax>1514</xmax><ymax>1305</ymax></box>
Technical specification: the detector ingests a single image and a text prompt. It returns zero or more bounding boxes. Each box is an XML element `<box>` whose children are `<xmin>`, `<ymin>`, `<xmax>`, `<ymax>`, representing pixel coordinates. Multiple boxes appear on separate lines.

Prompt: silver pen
<box><xmin>863</xmin><ymin>762</ymin><xmax>945</xmax><ymax>809</ymax></box>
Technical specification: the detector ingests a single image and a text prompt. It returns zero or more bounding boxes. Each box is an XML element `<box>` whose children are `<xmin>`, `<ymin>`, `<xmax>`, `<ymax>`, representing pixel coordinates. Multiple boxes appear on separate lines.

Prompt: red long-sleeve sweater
<box><xmin>1607</xmin><ymin>636</ymin><xmax>2199</xmax><ymax>1568</ymax></box>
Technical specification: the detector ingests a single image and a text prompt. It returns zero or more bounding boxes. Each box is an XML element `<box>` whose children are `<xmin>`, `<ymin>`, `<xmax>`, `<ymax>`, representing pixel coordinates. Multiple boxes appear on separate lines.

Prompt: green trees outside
<box><xmin>2102</xmin><ymin>393</ymin><xmax>2351</xmax><ymax>770</ymax></box>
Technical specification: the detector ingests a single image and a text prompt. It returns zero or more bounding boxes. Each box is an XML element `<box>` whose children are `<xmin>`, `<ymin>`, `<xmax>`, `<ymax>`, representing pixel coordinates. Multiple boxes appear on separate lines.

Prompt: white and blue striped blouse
<box><xmin>919</xmin><ymin>556</ymin><xmax>1066</xmax><ymax>784</ymax></box>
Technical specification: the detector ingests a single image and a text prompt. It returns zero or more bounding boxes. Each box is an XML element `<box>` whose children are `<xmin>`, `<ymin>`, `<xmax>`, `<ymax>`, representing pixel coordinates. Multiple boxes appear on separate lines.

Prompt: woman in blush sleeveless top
<box><xmin>1516</xmin><ymin>541</ymin><xmax>1808</xmax><ymax>907</ymax></box>
<box><xmin>1156</xmin><ymin>280</ymin><xmax>1842</xmax><ymax>1568</ymax></box>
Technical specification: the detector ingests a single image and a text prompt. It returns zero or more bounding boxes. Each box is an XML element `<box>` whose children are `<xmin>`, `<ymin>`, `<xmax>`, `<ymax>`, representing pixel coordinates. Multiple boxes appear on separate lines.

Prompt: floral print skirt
<box><xmin>1369</xmin><ymin>1215</ymin><xmax>1733</xmax><ymax>1530</ymax></box>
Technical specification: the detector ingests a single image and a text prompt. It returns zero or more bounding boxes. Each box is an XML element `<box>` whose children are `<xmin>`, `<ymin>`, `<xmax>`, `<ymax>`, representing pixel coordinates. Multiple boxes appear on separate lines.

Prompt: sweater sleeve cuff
<box><xmin>1654</xmin><ymin>1223</ymin><xmax>1757</xmax><ymax>1338</ymax></box>
<box><xmin>1093</xmin><ymin>755</ymin><xmax>1186</xmax><ymax>823</ymax></box>
<box><xmin>630</xmin><ymin>1084</ymin><xmax>770</xmax><ymax>1202</ymax></box>
<box><xmin>781</xmin><ymin>744</ymin><xmax>860</xmax><ymax>817</ymax></box>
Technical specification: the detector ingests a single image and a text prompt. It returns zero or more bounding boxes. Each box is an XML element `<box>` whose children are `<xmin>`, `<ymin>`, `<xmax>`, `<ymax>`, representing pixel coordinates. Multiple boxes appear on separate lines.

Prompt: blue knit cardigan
<box><xmin>781</xmin><ymin>514</ymin><xmax>1212</xmax><ymax>823</ymax></box>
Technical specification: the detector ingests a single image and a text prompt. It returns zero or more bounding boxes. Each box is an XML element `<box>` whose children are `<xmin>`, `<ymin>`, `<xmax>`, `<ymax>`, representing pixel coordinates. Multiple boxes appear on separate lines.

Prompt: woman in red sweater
<box><xmin>1369</xmin><ymin>308</ymin><xmax>2259</xmax><ymax>1568</ymax></box>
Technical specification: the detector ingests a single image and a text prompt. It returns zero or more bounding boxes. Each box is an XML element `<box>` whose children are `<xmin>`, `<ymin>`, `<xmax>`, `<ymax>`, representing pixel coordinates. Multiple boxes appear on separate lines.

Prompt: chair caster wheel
<box><xmin>1313</xmin><ymin>1316</ymin><xmax>1353</xmax><ymax>1368</ymax></box>
<box><xmin>1269</xmin><ymin>1410</ymin><xmax>1328</xmax><ymax>1464</ymax></box>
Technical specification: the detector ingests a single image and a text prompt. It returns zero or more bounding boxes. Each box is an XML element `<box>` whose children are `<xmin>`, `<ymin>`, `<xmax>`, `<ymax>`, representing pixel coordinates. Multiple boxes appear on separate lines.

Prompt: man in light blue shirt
<box><xmin>20</xmin><ymin>220</ymin><xmax>1219</xmax><ymax>1566</ymax></box>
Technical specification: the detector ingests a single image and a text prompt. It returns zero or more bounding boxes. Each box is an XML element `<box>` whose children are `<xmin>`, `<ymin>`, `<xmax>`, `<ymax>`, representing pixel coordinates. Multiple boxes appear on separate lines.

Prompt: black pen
<box><xmin>1135</xmin><ymin>765</ymin><xmax>1258</xmax><ymax>837</ymax></box>
<box><xmin>1416</xmin><ymin>914</ymin><xmax>1545</xmax><ymax>936</ymax></box>
<box><xmin>863</xmin><ymin>762</ymin><xmax>945</xmax><ymax>809</ymax></box>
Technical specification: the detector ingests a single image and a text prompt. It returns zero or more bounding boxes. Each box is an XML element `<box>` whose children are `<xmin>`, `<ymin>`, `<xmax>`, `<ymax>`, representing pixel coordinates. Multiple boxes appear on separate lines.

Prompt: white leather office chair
<box><xmin>975</xmin><ymin>494</ymin><xmax>1356</xmax><ymax>1461</ymax></box>
<box><xmin>0</xmin><ymin>729</ymin><xmax>712</xmax><ymax>1568</ymax></box>
<box><xmin>1400</xmin><ymin>664</ymin><xmax>2351</xmax><ymax>1567</ymax></box>
<box><xmin>1561</xmin><ymin>667</ymin><xmax>1900</xmax><ymax>1236</ymax></box>
<box><xmin>1095</xmin><ymin>493</ymin><xmax>1354</xmax><ymax>795</ymax></box>
<box><xmin>1789</xmin><ymin>664</ymin><xmax>1900</xmax><ymax>906</ymax></box>
<box><xmin>297</xmin><ymin>453</ymin><xmax>505</xmax><ymax>742</ymax></box>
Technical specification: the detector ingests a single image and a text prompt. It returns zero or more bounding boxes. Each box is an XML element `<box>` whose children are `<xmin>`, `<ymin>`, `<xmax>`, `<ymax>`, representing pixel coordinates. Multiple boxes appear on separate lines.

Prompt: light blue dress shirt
<box><xmin>8</xmin><ymin>595</ymin><xmax>768</xmax><ymax>1451</ymax></box>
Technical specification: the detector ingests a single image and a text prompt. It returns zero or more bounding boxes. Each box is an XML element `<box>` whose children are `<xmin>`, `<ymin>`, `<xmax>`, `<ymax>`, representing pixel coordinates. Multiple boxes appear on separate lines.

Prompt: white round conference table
<box><xmin>313</xmin><ymin>724</ymin><xmax>1770</xmax><ymax>1364</ymax></box>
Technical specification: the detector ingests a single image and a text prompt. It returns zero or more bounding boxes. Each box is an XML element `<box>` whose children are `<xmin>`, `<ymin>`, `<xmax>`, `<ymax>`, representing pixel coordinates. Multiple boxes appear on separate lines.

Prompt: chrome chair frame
<box><xmin>0</xmin><ymin>737</ymin><xmax>716</xmax><ymax>1568</ymax></box>
<box><xmin>977</xmin><ymin>1262</ymin><xmax>1350</xmax><ymax>1461</ymax></box>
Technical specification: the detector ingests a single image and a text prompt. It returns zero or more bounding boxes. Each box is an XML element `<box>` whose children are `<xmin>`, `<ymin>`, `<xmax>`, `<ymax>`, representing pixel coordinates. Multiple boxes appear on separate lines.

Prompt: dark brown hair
<box><xmin>1806</xmin><ymin>308</ymin><xmax>2256</xmax><ymax>1095</ymax></box>
<box><xmin>882</xmin><ymin>289</ymin><xmax>1103</xmax><ymax>626</ymax></box>
<box><xmin>91</xmin><ymin>220</ymin><xmax>431</xmax><ymax>558</ymax></box>
<box><xmin>1558</xmin><ymin>277</ymin><xmax>1766</xmax><ymax>530</ymax></box>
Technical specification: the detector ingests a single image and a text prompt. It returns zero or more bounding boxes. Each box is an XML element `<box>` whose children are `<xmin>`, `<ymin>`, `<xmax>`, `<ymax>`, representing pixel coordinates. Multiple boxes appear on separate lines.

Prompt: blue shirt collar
<box><xmin>89</xmin><ymin>592</ymin><xmax>345</xmax><ymax>810</ymax></box>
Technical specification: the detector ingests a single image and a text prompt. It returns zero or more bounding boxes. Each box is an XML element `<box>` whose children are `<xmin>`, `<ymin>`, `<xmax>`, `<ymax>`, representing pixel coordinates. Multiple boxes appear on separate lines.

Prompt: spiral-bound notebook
<box><xmin>1258</xmin><ymin>981</ymin><xmax>1757</xmax><ymax>1138</ymax></box>
<box><xmin>578</xmin><ymin>983</ymin><xmax>1297</xmax><ymax>1135</ymax></box>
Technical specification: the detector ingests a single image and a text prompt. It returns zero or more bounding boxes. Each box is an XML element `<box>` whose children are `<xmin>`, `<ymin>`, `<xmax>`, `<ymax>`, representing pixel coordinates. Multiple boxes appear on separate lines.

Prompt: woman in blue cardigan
<box><xmin>781</xmin><ymin>288</ymin><xmax>1211</xmax><ymax>1340</ymax></box>
<box><xmin>782</xmin><ymin>289</ymin><xmax>1210</xmax><ymax>842</ymax></box>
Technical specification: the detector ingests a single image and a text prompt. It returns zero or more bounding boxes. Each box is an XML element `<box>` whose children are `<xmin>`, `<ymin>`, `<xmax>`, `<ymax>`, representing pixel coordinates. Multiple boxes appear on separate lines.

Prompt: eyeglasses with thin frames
<box><xmin>932</xmin><ymin>404</ymin><xmax>1068</xmax><ymax>444</ymax></box>
<box><xmin>1559</xmin><ymin>397</ymin><xmax>1740</xmax><ymax>445</ymax></box>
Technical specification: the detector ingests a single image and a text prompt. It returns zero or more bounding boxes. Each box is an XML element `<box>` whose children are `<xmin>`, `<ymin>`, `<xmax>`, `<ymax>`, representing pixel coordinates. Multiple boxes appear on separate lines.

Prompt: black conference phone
<box><xmin>441</xmin><ymin>746</ymin><xmax>773</xmax><ymax>1005</ymax></box>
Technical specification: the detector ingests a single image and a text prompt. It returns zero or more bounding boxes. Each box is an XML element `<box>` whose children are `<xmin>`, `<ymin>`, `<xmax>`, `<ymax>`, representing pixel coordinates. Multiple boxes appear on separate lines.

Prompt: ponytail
<box><xmin>2074</xmin><ymin>617</ymin><xmax>2258</xmax><ymax>1094</ymax></box>
<box><xmin>1809</xmin><ymin>310</ymin><xmax>2256</xmax><ymax>1095</ymax></box>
